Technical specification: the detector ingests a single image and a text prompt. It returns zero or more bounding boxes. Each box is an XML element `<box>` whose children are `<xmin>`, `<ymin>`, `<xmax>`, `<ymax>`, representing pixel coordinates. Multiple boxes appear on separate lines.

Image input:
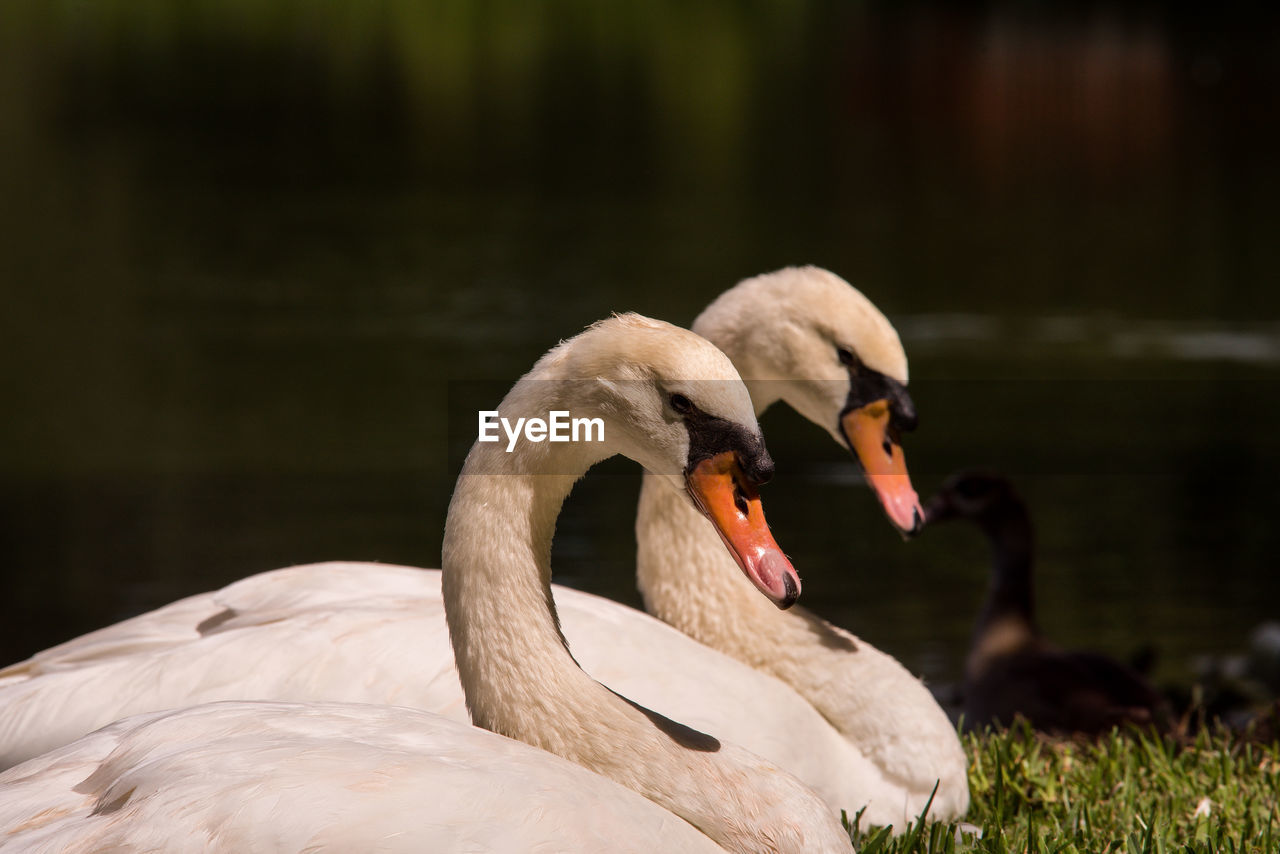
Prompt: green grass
<box><xmin>845</xmin><ymin>720</ymin><xmax>1280</xmax><ymax>853</ymax></box>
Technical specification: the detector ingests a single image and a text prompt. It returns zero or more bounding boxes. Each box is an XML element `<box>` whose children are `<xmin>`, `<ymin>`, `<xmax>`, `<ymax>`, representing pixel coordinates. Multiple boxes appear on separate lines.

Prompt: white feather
<box><xmin>1</xmin><ymin>271</ymin><xmax>969</xmax><ymax>825</ymax></box>
<box><xmin>0</xmin><ymin>315</ymin><xmax>850</xmax><ymax>853</ymax></box>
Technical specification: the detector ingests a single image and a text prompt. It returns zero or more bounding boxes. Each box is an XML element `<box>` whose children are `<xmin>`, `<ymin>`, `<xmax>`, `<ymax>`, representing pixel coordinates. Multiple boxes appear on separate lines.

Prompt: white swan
<box><xmin>0</xmin><ymin>268</ymin><xmax>966</xmax><ymax>825</ymax></box>
<box><xmin>639</xmin><ymin>267</ymin><xmax>969</xmax><ymax>817</ymax></box>
<box><xmin>0</xmin><ymin>315</ymin><xmax>849</xmax><ymax>853</ymax></box>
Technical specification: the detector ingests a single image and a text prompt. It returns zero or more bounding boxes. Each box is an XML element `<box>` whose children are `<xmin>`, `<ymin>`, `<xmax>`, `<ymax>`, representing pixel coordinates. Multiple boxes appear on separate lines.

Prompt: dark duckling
<box><xmin>924</xmin><ymin>470</ymin><xmax>1166</xmax><ymax>735</ymax></box>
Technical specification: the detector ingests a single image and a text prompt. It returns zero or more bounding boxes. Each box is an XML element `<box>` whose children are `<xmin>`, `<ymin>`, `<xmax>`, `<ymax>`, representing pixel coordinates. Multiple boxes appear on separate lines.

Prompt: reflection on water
<box><xmin>1</xmin><ymin>2</ymin><xmax>1277</xmax><ymax>697</ymax></box>
<box><xmin>900</xmin><ymin>315</ymin><xmax>1280</xmax><ymax>365</ymax></box>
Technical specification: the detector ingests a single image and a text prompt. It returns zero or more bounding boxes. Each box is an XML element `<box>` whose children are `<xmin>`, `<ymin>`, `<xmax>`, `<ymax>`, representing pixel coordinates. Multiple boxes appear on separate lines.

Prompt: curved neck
<box><xmin>442</xmin><ymin>450</ymin><xmax>584</xmax><ymax>738</ymax></box>
<box><xmin>636</xmin><ymin>472</ymin><xmax>855</xmax><ymax>688</ymax></box>
<box><xmin>442</xmin><ymin>373</ymin><xmax>610</xmax><ymax>741</ymax></box>
<box><xmin>636</xmin><ymin>471</ymin><xmax>946</xmax><ymax>772</ymax></box>
<box><xmin>443</xmin><ymin>429</ymin><xmax>820</xmax><ymax>853</ymax></box>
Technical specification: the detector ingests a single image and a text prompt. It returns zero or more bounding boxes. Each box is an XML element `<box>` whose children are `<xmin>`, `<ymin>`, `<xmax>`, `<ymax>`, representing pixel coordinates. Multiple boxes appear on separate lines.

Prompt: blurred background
<box><xmin>1</xmin><ymin>1</ymin><xmax>1277</xmax><ymax>707</ymax></box>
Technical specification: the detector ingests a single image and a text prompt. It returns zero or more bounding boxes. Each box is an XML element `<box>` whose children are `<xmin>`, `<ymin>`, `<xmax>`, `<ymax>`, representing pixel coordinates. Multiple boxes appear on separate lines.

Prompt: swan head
<box><xmin>522</xmin><ymin>313</ymin><xmax>802</xmax><ymax>608</ymax></box>
<box><xmin>693</xmin><ymin>265</ymin><xmax>924</xmax><ymax>535</ymax></box>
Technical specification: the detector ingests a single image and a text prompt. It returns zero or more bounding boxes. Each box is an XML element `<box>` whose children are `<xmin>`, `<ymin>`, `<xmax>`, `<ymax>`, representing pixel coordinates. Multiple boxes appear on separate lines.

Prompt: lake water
<box><xmin>1</xmin><ymin>2</ymin><xmax>1277</xmax><ymax>698</ymax></box>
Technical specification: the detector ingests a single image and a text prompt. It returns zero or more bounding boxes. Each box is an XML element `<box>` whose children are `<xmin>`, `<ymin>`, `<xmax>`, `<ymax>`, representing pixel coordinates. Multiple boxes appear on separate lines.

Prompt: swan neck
<box><xmin>637</xmin><ymin>471</ymin><xmax>800</xmax><ymax>661</ymax></box>
<box><xmin>441</xmin><ymin>435</ymin><xmax>594</xmax><ymax>739</ymax></box>
<box><xmin>436</xmin><ymin>332</ymin><xmax>849</xmax><ymax>853</ymax></box>
<box><xmin>444</xmin><ymin>441</ymin><xmax>792</xmax><ymax>852</ymax></box>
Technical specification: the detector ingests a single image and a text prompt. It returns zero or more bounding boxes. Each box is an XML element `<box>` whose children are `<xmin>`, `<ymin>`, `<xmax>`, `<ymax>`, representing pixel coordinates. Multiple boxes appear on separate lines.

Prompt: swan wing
<box><xmin>0</xmin><ymin>563</ymin><xmax>886</xmax><ymax>820</ymax></box>
<box><xmin>0</xmin><ymin>701</ymin><xmax>725</xmax><ymax>853</ymax></box>
<box><xmin>0</xmin><ymin>564</ymin><xmax>467</xmax><ymax>767</ymax></box>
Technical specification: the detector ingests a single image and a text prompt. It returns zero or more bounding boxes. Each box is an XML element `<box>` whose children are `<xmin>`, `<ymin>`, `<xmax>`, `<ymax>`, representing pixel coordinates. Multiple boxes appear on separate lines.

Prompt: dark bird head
<box><xmin>923</xmin><ymin>469</ymin><xmax>1026</xmax><ymax>539</ymax></box>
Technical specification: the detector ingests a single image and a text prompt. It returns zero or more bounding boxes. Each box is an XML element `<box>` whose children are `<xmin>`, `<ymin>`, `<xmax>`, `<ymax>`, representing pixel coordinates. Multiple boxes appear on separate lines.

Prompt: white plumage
<box><xmin>0</xmin><ymin>314</ymin><xmax>850</xmax><ymax>853</ymax></box>
<box><xmin>0</xmin><ymin>270</ymin><xmax>970</xmax><ymax>829</ymax></box>
<box><xmin>0</xmin><ymin>702</ymin><xmax>725</xmax><ymax>854</ymax></box>
<box><xmin>1</xmin><ymin>563</ymin><xmax>901</xmax><ymax>819</ymax></box>
<box><xmin>640</xmin><ymin>267</ymin><xmax>969</xmax><ymax>820</ymax></box>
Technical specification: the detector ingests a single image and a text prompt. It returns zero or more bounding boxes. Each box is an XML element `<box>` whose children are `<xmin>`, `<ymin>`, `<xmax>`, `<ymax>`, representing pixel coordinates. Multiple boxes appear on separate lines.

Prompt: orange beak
<box><xmin>686</xmin><ymin>451</ymin><xmax>800</xmax><ymax>609</ymax></box>
<box><xmin>841</xmin><ymin>400</ymin><xmax>924</xmax><ymax>535</ymax></box>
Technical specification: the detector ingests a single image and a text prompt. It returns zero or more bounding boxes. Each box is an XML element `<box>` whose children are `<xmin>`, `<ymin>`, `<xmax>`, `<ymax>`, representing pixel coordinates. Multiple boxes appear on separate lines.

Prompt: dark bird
<box><xmin>924</xmin><ymin>470</ymin><xmax>1167</xmax><ymax>735</ymax></box>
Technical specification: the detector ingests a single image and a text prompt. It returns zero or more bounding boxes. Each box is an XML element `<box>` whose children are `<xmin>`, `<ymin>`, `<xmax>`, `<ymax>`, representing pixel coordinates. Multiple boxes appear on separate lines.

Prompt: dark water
<box><xmin>2</xmin><ymin>2</ymin><xmax>1278</xmax><ymax>696</ymax></box>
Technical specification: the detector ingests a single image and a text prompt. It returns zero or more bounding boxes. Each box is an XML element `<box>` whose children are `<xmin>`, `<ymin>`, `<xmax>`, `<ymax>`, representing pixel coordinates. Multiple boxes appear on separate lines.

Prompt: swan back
<box><xmin>0</xmin><ymin>702</ymin><xmax>726</xmax><ymax>853</ymax></box>
<box><xmin>0</xmin><ymin>562</ymin><xmax>883</xmax><ymax>835</ymax></box>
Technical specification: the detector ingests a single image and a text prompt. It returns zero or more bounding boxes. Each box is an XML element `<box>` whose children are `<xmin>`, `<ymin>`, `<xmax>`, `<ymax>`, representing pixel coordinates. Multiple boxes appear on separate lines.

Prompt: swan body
<box><xmin>639</xmin><ymin>267</ymin><xmax>969</xmax><ymax>817</ymax></box>
<box><xmin>1</xmin><ymin>315</ymin><xmax>850</xmax><ymax>853</ymax></box>
<box><xmin>0</xmin><ymin>702</ymin><xmax>723</xmax><ymax>853</ymax></box>
<box><xmin>0</xmin><ymin>268</ymin><xmax>968</xmax><ymax>824</ymax></box>
<box><xmin>0</xmin><ymin>563</ymin><xmax>898</xmax><ymax>823</ymax></box>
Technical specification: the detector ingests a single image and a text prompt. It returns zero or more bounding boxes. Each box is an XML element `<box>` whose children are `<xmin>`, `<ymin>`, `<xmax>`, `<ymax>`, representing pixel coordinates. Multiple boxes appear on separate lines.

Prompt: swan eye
<box><xmin>669</xmin><ymin>393</ymin><xmax>693</xmax><ymax>415</ymax></box>
<box><xmin>837</xmin><ymin>347</ymin><xmax>856</xmax><ymax>367</ymax></box>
